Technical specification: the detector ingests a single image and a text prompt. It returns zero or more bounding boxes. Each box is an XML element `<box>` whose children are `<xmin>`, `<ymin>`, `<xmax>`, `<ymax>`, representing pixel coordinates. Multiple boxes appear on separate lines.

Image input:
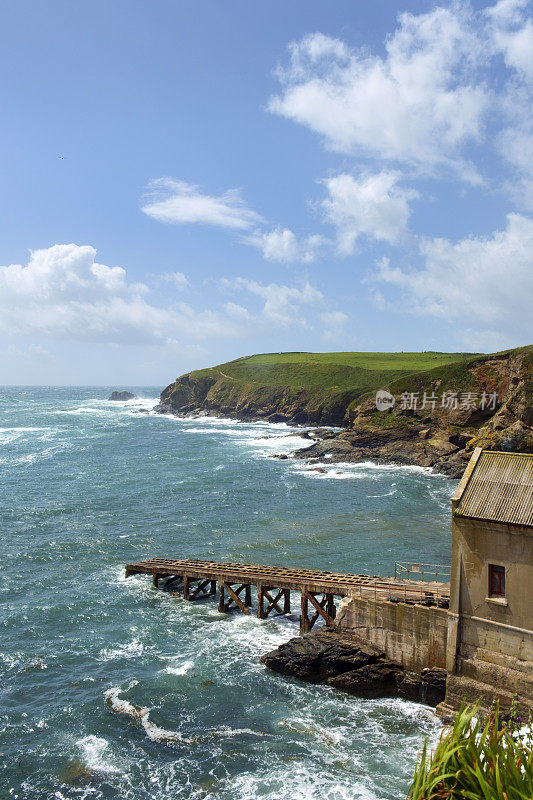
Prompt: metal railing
<box><xmin>350</xmin><ymin>577</ymin><xmax>449</xmax><ymax>607</ymax></box>
<box><xmin>394</xmin><ymin>561</ymin><xmax>451</xmax><ymax>583</ymax></box>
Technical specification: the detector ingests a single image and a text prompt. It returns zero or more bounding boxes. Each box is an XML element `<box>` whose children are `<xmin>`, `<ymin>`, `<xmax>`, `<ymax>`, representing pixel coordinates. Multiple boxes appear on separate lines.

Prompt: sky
<box><xmin>0</xmin><ymin>0</ymin><xmax>532</xmax><ymax>385</ymax></box>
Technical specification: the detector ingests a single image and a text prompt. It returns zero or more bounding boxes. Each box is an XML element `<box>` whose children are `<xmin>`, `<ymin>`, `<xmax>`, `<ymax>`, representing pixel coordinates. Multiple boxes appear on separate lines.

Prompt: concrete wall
<box><xmin>336</xmin><ymin>595</ymin><xmax>448</xmax><ymax>673</ymax></box>
<box><xmin>449</xmin><ymin>517</ymin><xmax>533</xmax><ymax>630</ymax></box>
<box><xmin>442</xmin><ymin>515</ymin><xmax>533</xmax><ymax>716</ymax></box>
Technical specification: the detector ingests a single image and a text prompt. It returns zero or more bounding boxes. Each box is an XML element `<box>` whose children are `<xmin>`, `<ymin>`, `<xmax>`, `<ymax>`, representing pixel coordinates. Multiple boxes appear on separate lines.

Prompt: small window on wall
<box><xmin>489</xmin><ymin>564</ymin><xmax>505</xmax><ymax>597</ymax></box>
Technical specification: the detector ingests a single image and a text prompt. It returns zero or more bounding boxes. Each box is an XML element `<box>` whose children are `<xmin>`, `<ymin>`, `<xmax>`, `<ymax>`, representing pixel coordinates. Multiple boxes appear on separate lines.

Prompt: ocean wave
<box><xmin>0</xmin><ymin>426</ymin><xmax>54</xmax><ymax>445</ymax></box>
<box><xmin>163</xmin><ymin>658</ymin><xmax>194</xmax><ymax>676</ymax></box>
<box><xmin>76</xmin><ymin>735</ymin><xmax>122</xmax><ymax>774</ymax></box>
<box><xmin>99</xmin><ymin>638</ymin><xmax>144</xmax><ymax>661</ymax></box>
<box><xmin>105</xmin><ymin>687</ymin><xmax>186</xmax><ymax>743</ymax></box>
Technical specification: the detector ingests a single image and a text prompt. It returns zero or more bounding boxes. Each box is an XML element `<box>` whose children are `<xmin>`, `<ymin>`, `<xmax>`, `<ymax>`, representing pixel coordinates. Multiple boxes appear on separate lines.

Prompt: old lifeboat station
<box><xmin>126</xmin><ymin>448</ymin><xmax>533</xmax><ymax>716</ymax></box>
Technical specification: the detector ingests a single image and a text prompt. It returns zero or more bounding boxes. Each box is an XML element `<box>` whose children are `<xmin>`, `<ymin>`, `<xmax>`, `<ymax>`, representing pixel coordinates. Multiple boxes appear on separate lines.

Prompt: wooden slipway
<box><xmin>126</xmin><ymin>557</ymin><xmax>450</xmax><ymax>634</ymax></box>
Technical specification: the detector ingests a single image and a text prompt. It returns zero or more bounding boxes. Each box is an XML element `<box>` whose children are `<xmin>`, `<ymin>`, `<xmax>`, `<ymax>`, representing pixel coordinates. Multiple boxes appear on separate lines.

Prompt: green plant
<box><xmin>407</xmin><ymin>702</ymin><xmax>533</xmax><ymax>799</ymax></box>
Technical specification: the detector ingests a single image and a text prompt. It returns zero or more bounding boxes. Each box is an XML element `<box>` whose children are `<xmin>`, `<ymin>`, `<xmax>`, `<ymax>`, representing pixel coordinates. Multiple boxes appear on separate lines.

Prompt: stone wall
<box><xmin>335</xmin><ymin>596</ymin><xmax>448</xmax><ymax>674</ymax></box>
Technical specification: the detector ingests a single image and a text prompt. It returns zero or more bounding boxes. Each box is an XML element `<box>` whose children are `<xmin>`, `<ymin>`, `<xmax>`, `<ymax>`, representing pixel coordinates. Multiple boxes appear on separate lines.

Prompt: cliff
<box><xmin>156</xmin><ymin>347</ymin><xmax>533</xmax><ymax>477</ymax></box>
<box><xmin>294</xmin><ymin>346</ymin><xmax>533</xmax><ymax>477</ymax></box>
<box><xmin>155</xmin><ymin>351</ymin><xmax>477</xmax><ymax>427</ymax></box>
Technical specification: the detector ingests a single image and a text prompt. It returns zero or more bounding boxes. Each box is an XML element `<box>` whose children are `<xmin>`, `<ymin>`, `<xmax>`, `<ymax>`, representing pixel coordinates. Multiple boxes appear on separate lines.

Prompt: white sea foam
<box><xmin>76</xmin><ymin>735</ymin><xmax>122</xmax><ymax>774</ymax></box>
<box><xmin>163</xmin><ymin>658</ymin><xmax>194</xmax><ymax>676</ymax></box>
<box><xmin>0</xmin><ymin>426</ymin><xmax>54</xmax><ymax>445</ymax></box>
<box><xmin>105</xmin><ymin>687</ymin><xmax>186</xmax><ymax>743</ymax></box>
<box><xmin>53</xmin><ymin>407</ymin><xmax>112</xmax><ymax>416</ymax></box>
<box><xmin>99</xmin><ymin>638</ymin><xmax>144</xmax><ymax>661</ymax></box>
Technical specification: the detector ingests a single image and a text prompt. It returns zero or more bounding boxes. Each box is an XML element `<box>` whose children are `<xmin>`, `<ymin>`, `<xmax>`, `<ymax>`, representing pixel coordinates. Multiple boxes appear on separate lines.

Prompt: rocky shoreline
<box><xmin>155</xmin><ymin>347</ymin><xmax>533</xmax><ymax>480</ymax></box>
<box><xmin>260</xmin><ymin>628</ymin><xmax>446</xmax><ymax>707</ymax></box>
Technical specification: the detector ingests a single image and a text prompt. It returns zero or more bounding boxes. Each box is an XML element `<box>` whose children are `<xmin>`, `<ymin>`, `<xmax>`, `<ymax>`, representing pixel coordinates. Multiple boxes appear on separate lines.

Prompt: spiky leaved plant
<box><xmin>407</xmin><ymin>701</ymin><xmax>533</xmax><ymax>800</ymax></box>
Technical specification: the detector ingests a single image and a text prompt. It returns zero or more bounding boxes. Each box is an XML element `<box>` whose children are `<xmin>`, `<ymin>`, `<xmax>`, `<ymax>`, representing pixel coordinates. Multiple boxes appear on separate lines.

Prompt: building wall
<box><xmin>449</xmin><ymin>517</ymin><xmax>533</xmax><ymax>630</ymax></box>
<box><xmin>335</xmin><ymin>595</ymin><xmax>448</xmax><ymax>673</ymax></box>
<box><xmin>442</xmin><ymin>515</ymin><xmax>533</xmax><ymax>716</ymax></box>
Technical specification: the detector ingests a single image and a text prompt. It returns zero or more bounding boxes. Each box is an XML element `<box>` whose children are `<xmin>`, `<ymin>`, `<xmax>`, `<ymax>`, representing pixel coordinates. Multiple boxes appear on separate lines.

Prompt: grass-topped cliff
<box><xmin>157</xmin><ymin>346</ymin><xmax>533</xmax><ymax>476</ymax></box>
<box><xmin>158</xmin><ymin>350</ymin><xmax>478</xmax><ymax>426</ymax></box>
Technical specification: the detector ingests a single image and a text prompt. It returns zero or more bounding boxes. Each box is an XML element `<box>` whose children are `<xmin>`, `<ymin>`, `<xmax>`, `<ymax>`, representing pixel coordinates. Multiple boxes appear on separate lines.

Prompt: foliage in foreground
<box><xmin>408</xmin><ymin>701</ymin><xmax>533</xmax><ymax>800</ymax></box>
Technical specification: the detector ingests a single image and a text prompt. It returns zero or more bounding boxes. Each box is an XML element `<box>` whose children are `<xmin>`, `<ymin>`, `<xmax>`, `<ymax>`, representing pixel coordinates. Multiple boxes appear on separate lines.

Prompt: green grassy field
<box><xmin>191</xmin><ymin>351</ymin><xmax>480</xmax><ymax>395</ymax></box>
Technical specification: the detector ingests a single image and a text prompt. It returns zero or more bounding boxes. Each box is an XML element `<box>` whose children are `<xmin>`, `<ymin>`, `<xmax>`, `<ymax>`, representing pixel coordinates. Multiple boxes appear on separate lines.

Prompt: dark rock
<box><xmin>328</xmin><ymin>661</ymin><xmax>403</xmax><ymax>697</ymax></box>
<box><xmin>109</xmin><ymin>391</ymin><xmax>137</xmax><ymax>401</ymax></box>
<box><xmin>267</xmin><ymin>412</ymin><xmax>291</xmax><ymax>423</ymax></box>
<box><xmin>420</xmin><ymin>667</ymin><xmax>447</xmax><ymax>706</ymax></box>
<box><xmin>260</xmin><ymin>629</ymin><xmax>447</xmax><ymax>706</ymax></box>
<box><xmin>260</xmin><ymin>630</ymin><xmax>334</xmax><ymax>680</ymax></box>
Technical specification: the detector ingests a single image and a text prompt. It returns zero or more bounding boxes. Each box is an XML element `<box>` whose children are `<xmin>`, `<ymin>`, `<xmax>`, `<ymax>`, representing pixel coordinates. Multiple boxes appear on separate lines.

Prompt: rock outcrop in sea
<box><xmin>109</xmin><ymin>391</ymin><xmax>137</xmax><ymax>401</ymax></box>
<box><xmin>260</xmin><ymin>628</ymin><xmax>446</xmax><ymax>706</ymax></box>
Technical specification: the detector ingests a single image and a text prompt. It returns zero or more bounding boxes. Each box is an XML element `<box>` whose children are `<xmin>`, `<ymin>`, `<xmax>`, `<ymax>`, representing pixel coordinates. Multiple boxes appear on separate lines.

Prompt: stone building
<box><xmin>335</xmin><ymin>447</ymin><xmax>533</xmax><ymax>715</ymax></box>
<box><xmin>438</xmin><ymin>448</ymin><xmax>533</xmax><ymax>716</ymax></box>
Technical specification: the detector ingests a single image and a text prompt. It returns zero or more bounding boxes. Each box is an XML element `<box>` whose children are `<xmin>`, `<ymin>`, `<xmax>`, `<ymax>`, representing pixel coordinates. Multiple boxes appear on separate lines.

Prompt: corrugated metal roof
<box><xmin>456</xmin><ymin>450</ymin><xmax>533</xmax><ymax>528</ymax></box>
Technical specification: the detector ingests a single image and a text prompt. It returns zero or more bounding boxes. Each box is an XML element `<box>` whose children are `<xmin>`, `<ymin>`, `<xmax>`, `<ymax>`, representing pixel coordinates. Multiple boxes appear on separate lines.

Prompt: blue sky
<box><xmin>1</xmin><ymin>0</ymin><xmax>532</xmax><ymax>384</ymax></box>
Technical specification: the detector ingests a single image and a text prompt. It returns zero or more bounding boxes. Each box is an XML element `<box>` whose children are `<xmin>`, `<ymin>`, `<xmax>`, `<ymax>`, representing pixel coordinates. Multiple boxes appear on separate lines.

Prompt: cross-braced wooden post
<box><xmin>258</xmin><ymin>586</ymin><xmax>291</xmax><ymax>619</ymax></box>
<box><xmin>218</xmin><ymin>582</ymin><xmax>251</xmax><ymax>615</ymax></box>
<box><xmin>299</xmin><ymin>590</ymin><xmax>336</xmax><ymax>633</ymax></box>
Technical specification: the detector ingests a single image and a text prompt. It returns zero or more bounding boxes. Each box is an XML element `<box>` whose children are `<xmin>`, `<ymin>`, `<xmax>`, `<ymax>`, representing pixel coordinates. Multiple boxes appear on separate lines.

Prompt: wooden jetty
<box><xmin>125</xmin><ymin>558</ymin><xmax>450</xmax><ymax>634</ymax></box>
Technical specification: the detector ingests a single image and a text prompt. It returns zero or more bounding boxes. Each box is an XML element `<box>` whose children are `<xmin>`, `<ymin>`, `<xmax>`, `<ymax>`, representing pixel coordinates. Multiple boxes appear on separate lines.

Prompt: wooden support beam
<box><xmin>264</xmin><ymin>589</ymin><xmax>285</xmax><ymax>616</ymax></box>
<box><xmin>257</xmin><ymin>585</ymin><xmax>265</xmax><ymax>619</ymax></box>
<box><xmin>326</xmin><ymin>593</ymin><xmax>336</xmax><ymax>620</ymax></box>
<box><xmin>153</xmin><ymin>572</ymin><xmax>159</xmax><ymax>588</ymax></box>
<box><xmin>190</xmin><ymin>579</ymin><xmax>213</xmax><ymax>600</ymax></box>
<box><xmin>221</xmin><ymin>582</ymin><xmax>251</xmax><ymax>615</ymax></box>
<box><xmin>164</xmin><ymin>575</ymin><xmax>182</xmax><ymax>589</ymax></box>
<box><xmin>305</xmin><ymin>591</ymin><xmax>336</xmax><ymax>628</ymax></box>
<box><xmin>300</xmin><ymin>591</ymin><xmax>310</xmax><ymax>634</ymax></box>
<box><xmin>183</xmin><ymin>575</ymin><xmax>190</xmax><ymax>600</ymax></box>
<box><xmin>210</xmin><ymin>580</ymin><xmax>217</xmax><ymax>595</ymax></box>
<box><xmin>218</xmin><ymin>582</ymin><xmax>226</xmax><ymax>613</ymax></box>
<box><xmin>284</xmin><ymin>588</ymin><xmax>291</xmax><ymax>614</ymax></box>
<box><xmin>245</xmin><ymin>584</ymin><xmax>252</xmax><ymax>606</ymax></box>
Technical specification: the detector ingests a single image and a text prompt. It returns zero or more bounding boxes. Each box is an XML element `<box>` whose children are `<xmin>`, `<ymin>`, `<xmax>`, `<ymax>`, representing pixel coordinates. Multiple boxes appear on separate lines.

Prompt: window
<box><xmin>489</xmin><ymin>564</ymin><xmax>505</xmax><ymax>597</ymax></box>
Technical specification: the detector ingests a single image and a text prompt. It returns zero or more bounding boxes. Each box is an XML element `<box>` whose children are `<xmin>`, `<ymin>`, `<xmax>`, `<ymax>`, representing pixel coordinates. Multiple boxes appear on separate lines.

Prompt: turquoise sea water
<box><xmin>1</xmin><ymin>387</ymin><xmax>455</xmax><ymax>800</ymax></box>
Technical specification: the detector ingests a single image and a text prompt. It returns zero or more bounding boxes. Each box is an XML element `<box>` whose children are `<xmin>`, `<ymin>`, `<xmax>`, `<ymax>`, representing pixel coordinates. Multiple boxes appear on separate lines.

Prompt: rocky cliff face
<box><xmin>293</xmin><ymin>348</ymin><xmax>533</xmax><ymax>477</ymax></box>
<box><xmin>155</xmin><ymin>373</ymin><xmax>355</xmax><ymax>426</ymax></box>
<box><xmin>156</xmin><ymin>347</ymin><xmax>532</xmax><ymax>477</ymax></box>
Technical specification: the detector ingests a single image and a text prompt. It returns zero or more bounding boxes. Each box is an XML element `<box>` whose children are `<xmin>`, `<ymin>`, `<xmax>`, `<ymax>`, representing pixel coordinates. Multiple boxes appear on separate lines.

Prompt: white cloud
<box><xmin>371</xmin><ymin>213</ymin><xmax>533</xmax><ymax>347</ymax></box>
<box><xmin>246</xmin><ymin>227</ymin><xmax>325</xmax><ymax>263</ymax></box>
<box><xmin>321</xmin><ymin>171</ymin><xmax>417</xmax><ymax>253</ymax></box>
<box><xmin>0</xmin><ymin>244</ymin><xmax>237</xmax><ymax>345</ymax></box>
<box><xmin>320</xmin><ymin>310</ymin><xmax>349</xmax><ymax>326</ymax></box>
<box><xmin>141</xmin><ymin>178</ymin><xmax>262</xmax><ymax>229</ymax></box>
<box><xmin>320</xmin><ymin>310</ymin><xmax>349</xmax><ymax>341</ymax></box>
<box><xmin>486</xmin><ymin>0</ymin><xmax>533</xmax><ymax>80</ymax></box>
<box><xmin>223</xmin><ymin>277</ymin><xmax>324</xmax><ymax>327</ymax></box>
<box><xmin>269</xmin><ymin>8</ymin><xmax>488</xmax><ymax>177</ymax></box>
<box><xmin>224</xmin><ymin>301</ymin><xmax>252</xmax><ymax>320</ymax></box>
<box><xmin>162</xmin><ymin>271</ymin><xmax>189</xmax><ymax>290</ymax></box>
<box><xmin>486</xmin><ymin>1</ymin><xmax>533</xmax><ymax>208</ymax></box>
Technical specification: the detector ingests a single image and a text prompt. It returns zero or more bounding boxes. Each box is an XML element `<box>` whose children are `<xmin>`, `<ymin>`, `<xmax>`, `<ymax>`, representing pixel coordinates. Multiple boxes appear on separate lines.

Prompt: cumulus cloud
<box><xmin>0</xmin><ymin>244</ymin><xmax>238</xmax><ymax>345</ymax></box>
<box><xmin>269</xmin><ymin>8</ymin><xmax>488</xmax><ymax>176</ymax></box>
<box><xmin>370</xmin><ymin>213</ymin><xmax>533</xmax><ymax>347</ymax></box>
<box><xmin>486</xmin><ymin>0</ymin><xmax>533</xmax><ymax>80</ymax></box>
<box><xmin>245</xmin><ymin>227</ymin><xmax>325</xmax><ymax>263</ymax></box>
<box><xmin>321</xmin><ymin>171</ymin><xmax>417</xmax><ymax>253</ymax></box>
<box><xmin>141</xmin><ymin>178</ymin><xmax>262</xmax><ymax>229</ymax></box>
<box><xmin>222</xmin><ymin>277</ymin><xmax>323</xmax><ymax>327</ymax></box>
<box><xmin>0</xmin><ymin>244</ymin><xmax>340</xmax><ymax>350</ymax></box>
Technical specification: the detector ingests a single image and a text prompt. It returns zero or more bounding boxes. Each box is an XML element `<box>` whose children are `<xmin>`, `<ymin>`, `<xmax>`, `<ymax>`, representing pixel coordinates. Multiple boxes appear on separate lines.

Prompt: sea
<box><xmin>0</xmin><ymin>387</ymin><xmax>456</xmax><ymax>800</ymax></box>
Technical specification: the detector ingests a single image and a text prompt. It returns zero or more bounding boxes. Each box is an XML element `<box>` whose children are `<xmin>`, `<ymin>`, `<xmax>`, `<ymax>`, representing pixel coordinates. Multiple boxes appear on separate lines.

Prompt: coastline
<box><xmin>153</xmin><ymin>404</ymin><xmax>462</xmax><ymax>478</ymax></box>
